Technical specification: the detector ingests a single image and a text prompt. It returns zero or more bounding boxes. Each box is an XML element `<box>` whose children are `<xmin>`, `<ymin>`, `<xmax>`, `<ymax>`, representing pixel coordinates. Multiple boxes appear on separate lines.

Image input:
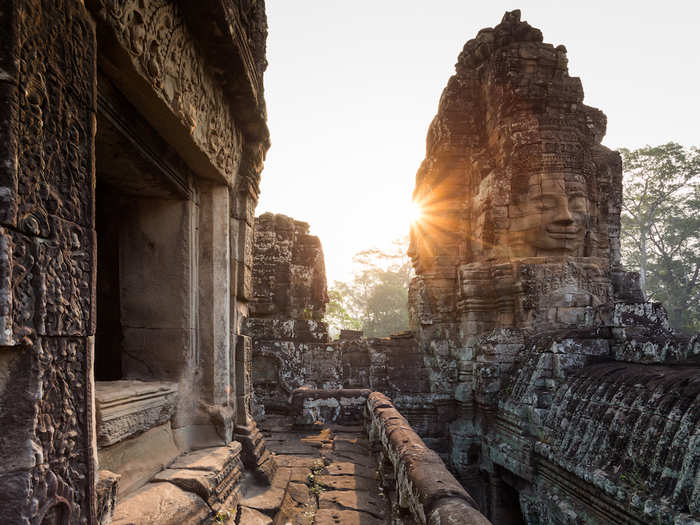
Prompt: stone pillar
<box><xmin>230</xmin><ymin>155</ymin><xmax>277</xmax><ymax>484</ymax></box>
<box><xmin>231</xmin><ymin>184</ymin><xmax>256</xmax><ymax>424</ymax></box>
<box><xmin>198</xmin><ymin>182</ymin><xmax>232</xmax><ymax>408</ymax></box>
<box><xmin>0</xmin><ymin>1</ymin><xmax>97</xmax><ymax>522</ymax></box>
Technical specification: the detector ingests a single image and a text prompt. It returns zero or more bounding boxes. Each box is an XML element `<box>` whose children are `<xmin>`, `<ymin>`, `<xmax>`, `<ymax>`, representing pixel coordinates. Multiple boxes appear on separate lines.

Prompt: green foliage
<box><xmin>620</xmin><ymin>143</ymin><xmax>700</xmax><ymax>333</ymax></box>
<box><xmin>325</xmin><ymin>237</ymin><xmax>412</xmax><ymax>338</ymax></box>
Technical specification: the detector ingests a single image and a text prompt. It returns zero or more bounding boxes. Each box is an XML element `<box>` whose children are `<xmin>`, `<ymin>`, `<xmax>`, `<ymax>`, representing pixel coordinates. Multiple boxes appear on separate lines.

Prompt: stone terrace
<box><xmin>238</xmin><ymin>415</ymin><xmax>391</xmax><ymax>525</ymax></box>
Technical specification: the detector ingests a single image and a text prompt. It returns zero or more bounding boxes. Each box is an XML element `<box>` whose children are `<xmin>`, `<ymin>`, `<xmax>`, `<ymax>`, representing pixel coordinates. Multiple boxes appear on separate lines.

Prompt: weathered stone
<box><xmin>152</xmin><ymin>443</ymin><xmax>243</xmax><ymax>511</ymax></box>
<box><xmin>96</xmin><ymin>470</ymin><xmax>120</xmax><ymax>525</ymax></box>
<box><xmin>251</xmin><ymin>213</ymin><xmax>328</xmax><ymax>321</ymax></box>
<box><xmin>235</xmin><ymin>420</ymin><xmax>278</xmax><ymax>484</ymax></box>
<box><xmin>170</xmin><ymin>442</ymin><xmax>242</xmax><ymax>471</ymax></box>
<box><xmin>95</xmin><ymin>380</ymin><xmax>178</xmax><ymax>447</ymax></box>
<box><xmin>0</xmin><ymin>0</ymin><xmax>271</xmax><ymax>521</ymax></box>
<box><xmin>111</xmin><ymin>482</ymin><xmax>210</xmax><ymax>525</ymax></box>
<box><xmin>316</xmin><ymin>474</ymin><xmax>377</xmax><ymax>492</ymax></box>
<box><xmin>237</xmin><ymin>506</ymin><xmax>273</xmax><ymax>525</ymax></box>
<box><xmin>98</xmin><ymin>423</ymin><xmax>180</xmax><ymax>497</ymax></box>
<box><xmin>403</xmin><ymin>9</ymin><xmax>700</xmax><ymax>525</ymax></box>
<box><xmin>324</xmin><ymin>462</ymin><xmax>377</xmax><ymax>480</ymax></box>
<box><xmin>240</xmin><ymin>487</ymin><xmax>286</xmax><ymax>516</ymax></box>
<box><xmin>319</xmin><ymin>490</ymin><xmax>386</xmax><ymax>519</ymax></box>
<box><xmin>314</xmin><ymin>509</ymin><xmax>386</xmax><ymax>525</ymax></box>
<box><xmin>274</xmin><ymin>482</ymin><xmax>314</xmax><ymax>524</ymax></box>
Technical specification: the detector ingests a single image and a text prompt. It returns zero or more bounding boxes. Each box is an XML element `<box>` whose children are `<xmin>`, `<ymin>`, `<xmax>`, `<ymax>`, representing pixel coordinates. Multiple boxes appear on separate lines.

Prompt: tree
<box><xmin>325</xmin><ymin>287</ymin><xmax>362</xmax><ymax>338</ymax></box>
<box><xmin>620</xmin><ymin>143</ymin><xmax>700</xmax><ymax>333</ymax></box>
<box><xmin>325</xmin><ymin>238</ymin><xmax>413</xmax><ymax>339</ymax></box>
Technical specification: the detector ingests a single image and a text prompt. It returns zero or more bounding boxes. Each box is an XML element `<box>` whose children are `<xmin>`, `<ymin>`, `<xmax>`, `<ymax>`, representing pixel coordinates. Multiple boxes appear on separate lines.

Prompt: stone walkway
<box><xmin>237</xmin><ymin>415</ymin><xmax>391</xmax><ymax>525</ymax></box>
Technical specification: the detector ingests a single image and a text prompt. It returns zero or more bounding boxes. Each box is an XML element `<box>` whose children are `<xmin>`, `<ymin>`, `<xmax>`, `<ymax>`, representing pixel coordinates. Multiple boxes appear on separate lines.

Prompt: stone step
<box><xmin>111</xmin><ymin>443</ymin><xmax>245</xmax><ymax>524</ymax></box>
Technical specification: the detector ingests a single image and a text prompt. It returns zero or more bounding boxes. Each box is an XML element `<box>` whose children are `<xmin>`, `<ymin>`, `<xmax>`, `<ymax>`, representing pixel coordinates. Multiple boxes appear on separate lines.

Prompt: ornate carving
<box><xmin>94</xmin><ymin>0</ymin><xmax>245</xmax><ymax>184</ymax></box>
<box><xmin>409</xmin><ymin>9</ymin><xmax>621</xmax><ymax>270</ymax></box>
<box><xmin>33</xmin><ymin>337</ymin><xmax>92</xmax><ymax>524</ymax></box>
<box><xmin>15</xmin><ymin>2</ymin><xmax>95</xmax><ymax>236</ymax></box>
<box><xmin>0</xmin><ymin>1</ymin><xmax>97</xmax><ymax>523</ymax></box>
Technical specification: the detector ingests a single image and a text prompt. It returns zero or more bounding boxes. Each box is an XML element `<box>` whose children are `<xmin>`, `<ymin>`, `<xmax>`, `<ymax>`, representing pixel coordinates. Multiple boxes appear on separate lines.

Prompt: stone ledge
<box><xmin>96</xmin><ymin>380</ymin><xmax>178</xmax><ymax>447</ymax></box>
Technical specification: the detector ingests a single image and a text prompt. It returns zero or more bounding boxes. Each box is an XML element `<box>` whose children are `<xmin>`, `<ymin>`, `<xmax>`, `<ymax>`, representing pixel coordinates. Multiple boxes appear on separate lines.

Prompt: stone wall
<box><xmin>247</xmin><ymin>214</ymin><xmax>457</xmax><ymax>454</ymax></box>
<box><xmin>290</xmin><ymin>387</ymin><xmax>371</xmax><ymax>426</ymax></box>
<box><xmin>0</xmin><ymin>2</ymin><xmax>98</xmax><ymax>522</ymax></box>
<box><xmin>0</xmin><ymin>0</ymin><xmax>272</xmax><ymax>522</ymax></box>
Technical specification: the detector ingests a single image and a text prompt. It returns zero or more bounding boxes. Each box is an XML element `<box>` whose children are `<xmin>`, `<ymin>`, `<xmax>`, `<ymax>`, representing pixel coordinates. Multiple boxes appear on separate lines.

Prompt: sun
<box><xmin>408</xmin><ymin>201</ymin><xmax>424</xmax><ymax>224</ymax></box>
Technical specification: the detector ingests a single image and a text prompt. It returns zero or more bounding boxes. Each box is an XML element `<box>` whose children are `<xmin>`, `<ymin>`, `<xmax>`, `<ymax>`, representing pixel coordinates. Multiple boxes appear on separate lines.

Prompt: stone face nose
<box><xmin>552</xmin><ymin>199</ymin><xmax>575</xmax><ymax>225</ymax></box>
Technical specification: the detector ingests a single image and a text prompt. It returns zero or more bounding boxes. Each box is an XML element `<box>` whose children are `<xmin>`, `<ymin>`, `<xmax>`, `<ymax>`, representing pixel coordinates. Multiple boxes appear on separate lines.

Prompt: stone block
<box><xmin>95</xmin><ymin>380</ymin><xmax>178</xmax><ymax>447</ymax></box>
<box><xmin>240</xmin><ymin>487</ymin><xmax>286</xmax><ymax>516</ymax></box>
<box><xmin>98</xmin><ymin>423</ymin><xmax>180</xmax><ymax>497</ymax></box>
<box><xmin>111</xmin><ymin>482</ymin><xmax>210</xmax><ymax>525</ymax></box>
<box><xmin>238</xmin><ymin>506</ymin><xmax>272</xmax><ymax>525</ymax></box>
<box><xmin>96</xmin><ymin>470</ymin><xmax>120</xmax><ymax>525</ymax></box>
<box><xmin>154</xmin><ymin>443</ymin><xmax>243</xmax><ymax>510</ymax></box>
<box><xmin>319</xmin><ymin>490</ymin><xmax>385</xmax><ymax>520</ymax></box>
<box><xmin>314</xmin><ymin>509</ymin><xmax>385</xmax><ymax>525</ymax></box>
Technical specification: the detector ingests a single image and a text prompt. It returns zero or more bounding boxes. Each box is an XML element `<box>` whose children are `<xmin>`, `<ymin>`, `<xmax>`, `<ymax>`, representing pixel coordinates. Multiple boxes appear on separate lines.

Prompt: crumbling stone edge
<box><xmin>365</xmin><ymin>392</ymin><xmax>492</xmax><ymax>525</ymax></box>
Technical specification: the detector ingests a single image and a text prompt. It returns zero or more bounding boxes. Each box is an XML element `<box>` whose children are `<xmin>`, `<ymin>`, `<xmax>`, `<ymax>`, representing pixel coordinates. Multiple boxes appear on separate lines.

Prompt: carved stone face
<box><xmin>509</xmin><ymin>175</ymin><xmax>590</xmax><ymax>256</ymax></box>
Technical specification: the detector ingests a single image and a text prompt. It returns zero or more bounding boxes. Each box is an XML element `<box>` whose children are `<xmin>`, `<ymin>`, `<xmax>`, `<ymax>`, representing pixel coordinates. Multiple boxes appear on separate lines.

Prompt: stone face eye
<box><xmin>534</xmin><ymin>196</ymin><xmax>557</xmax><ymax>211</ymax></box>
<box><xmin>569</xmin><ymin>196</ymin><xmax>588</xmax><ymax>212</ymax></box>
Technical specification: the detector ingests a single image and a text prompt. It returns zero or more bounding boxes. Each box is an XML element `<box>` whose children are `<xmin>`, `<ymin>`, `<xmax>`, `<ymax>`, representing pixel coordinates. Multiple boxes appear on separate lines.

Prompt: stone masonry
<box><xmin>248</xmin><ymin>215</ymin><xmax>457</xmax><ymax>455</ymax></box>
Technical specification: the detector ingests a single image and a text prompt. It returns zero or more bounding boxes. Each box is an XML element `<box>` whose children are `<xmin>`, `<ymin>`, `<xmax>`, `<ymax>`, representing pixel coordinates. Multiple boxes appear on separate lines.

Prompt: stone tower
<box><xmin>409</xmin><ymin>11</ymin><xmax>699</xmax><ymax>524</ymax></box>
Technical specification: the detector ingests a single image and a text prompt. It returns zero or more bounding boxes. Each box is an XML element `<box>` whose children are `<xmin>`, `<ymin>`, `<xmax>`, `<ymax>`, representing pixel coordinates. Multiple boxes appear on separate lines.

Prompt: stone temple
<box><xmin>0</xmin><ymin>3</ymin><xmax>698</xmax><ymax>525</ymax></box>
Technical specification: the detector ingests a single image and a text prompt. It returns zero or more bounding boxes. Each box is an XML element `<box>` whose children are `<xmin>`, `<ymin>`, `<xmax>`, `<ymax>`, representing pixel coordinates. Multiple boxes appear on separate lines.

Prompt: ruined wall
<box><xmin>366</xmin><ymin>393</ymin><xmax>491</xmax><ymax>525</ymax></box>
<box><xmin>247</xmin><ymin>217</ymin><xmax>456</xmax><ymax>452</ymax></box>
<box><xmin>251</xmin><ymin>212</ymin><xmax>328</xmax><ymax>321</ymax></box>
<box><xmin>409</xmin><ymin>10</ymin><xmax>700</xmax><ymax>525</ymax></box>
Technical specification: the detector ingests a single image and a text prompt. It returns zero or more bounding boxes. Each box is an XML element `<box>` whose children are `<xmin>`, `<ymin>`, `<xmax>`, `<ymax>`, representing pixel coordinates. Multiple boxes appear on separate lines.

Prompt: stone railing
<box><xmin>290</xmin><ymin>387</ymin><xmax>371</xmax><ymax>426</ymax></box>
<box><xmin>365</xmin><ymin>392</ymin><xmax>492</xmax><ymax>525</ymax></box>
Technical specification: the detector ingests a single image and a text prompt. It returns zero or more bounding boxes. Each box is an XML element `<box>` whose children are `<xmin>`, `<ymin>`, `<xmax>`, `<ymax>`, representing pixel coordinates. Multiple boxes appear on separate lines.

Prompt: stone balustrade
<box><xmin>365</xmin><ymin>392</ymin><xmax>492</xmax><ymax>525</ymax></box>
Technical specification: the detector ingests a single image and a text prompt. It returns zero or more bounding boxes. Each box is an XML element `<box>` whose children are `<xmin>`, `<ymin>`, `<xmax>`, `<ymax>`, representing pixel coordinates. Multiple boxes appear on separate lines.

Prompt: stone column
<box><xmin>0</xmin><ymin>1</ymin><xmax>97</xmax><ymax>522</ymax></box>
<box><xmin>198</xmin><ymin>182</ymin><xmax>232</xmax><ymax>408</ymax></box>
<box><xmin>230</xmin><ymin>157</ymin><xmax>276</xmax><ymax>483</ymax></box>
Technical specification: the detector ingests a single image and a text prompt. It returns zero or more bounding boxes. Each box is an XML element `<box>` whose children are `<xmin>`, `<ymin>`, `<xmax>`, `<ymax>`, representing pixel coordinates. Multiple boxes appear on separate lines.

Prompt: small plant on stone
<box><xmin>214</xmin><ymin>508</ymin><xmax>234</xmax><ymax>524</ymax></box>
<box><xmin>306</xmin><ymin>458</ymin><xmax>328</xmax><ymax>503</ymax></box>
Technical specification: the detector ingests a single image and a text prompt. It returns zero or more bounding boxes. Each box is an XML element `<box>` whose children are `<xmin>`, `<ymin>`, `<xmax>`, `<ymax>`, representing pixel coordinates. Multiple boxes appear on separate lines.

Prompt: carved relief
<box><xmin>94</xmin><ymin>0</ymin><xmax>244</xmax><ymax>183</ymax></box>
<box><xmin>15</xmin><ymin>4</ymin><xmax>94</xmax><ymax>236</ymax></box>
<box><xmin>33</xmin><ymin>337</ymin><xmax>92</xmax><ymax>524</ymax></box>
<box><xmin>507</xmin><ymin>175</ymin><xmax>591</xmax><ymax>257</ymax></box>
<box><xmin>0</xmin><ymin>1</ymin><xmax>97</xmax><ymax>523</ymax></box>
<box><xmin>410</xmin><ymin>10</ymin><xmax>621</xmax><ymax>271</ymax></box>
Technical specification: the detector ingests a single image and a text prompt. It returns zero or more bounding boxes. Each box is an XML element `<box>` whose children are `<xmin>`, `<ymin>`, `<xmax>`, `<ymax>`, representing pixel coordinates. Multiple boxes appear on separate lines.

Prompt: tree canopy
<box><xmin>620</xmin><ymin>143</ymin><xmax>700</xmax><ymax>333</ymax></box>
<box><xmin>325</xmin><ymin>238</ymin><xmax>412</xmax><ymax>339</ymax></box>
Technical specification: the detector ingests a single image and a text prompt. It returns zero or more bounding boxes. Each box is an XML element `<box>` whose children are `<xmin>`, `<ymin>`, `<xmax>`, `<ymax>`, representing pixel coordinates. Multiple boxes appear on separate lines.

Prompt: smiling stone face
<box><xmin>508</xmin><ymin>175</ymin><xmax>590</xmax><ymax>257</ymax></box>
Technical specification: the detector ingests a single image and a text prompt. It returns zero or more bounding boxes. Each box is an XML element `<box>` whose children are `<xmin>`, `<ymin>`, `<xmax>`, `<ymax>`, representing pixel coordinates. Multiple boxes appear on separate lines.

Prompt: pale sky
<box><xmin>257</xmin><ymin>1</ymin><xmax>700</xmax><ymax>284</ymax></box>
